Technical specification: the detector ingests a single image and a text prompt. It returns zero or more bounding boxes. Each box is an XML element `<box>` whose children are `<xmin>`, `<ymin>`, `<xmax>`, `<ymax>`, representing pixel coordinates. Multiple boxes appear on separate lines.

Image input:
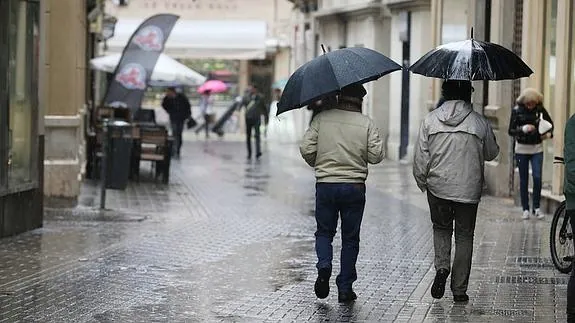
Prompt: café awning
<box><xmin>105</xmin><ymin>19</ymin><xmax>268</xmax><ymax>60</ymax></box>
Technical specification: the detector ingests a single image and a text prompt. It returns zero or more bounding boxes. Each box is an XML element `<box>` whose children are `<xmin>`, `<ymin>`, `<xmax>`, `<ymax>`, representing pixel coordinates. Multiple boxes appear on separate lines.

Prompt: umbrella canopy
<box><xmin>409</xmin><ymin>38</ymin><xmax>533</xmax><ymax>81</ymax></box>
<box><xmin>90</xmin><ymin>53</ymin><xmax>207</xmax><ymax>86</ymax></box>
<box><xmin>277</xmin><ymin>47</ymin><xmax>402</xmax><ymax>115</ymax></box>
<box><xmin>198</xmin><ymin>80</ymin><xmax>228</xmax><ymax>94</ymax></box>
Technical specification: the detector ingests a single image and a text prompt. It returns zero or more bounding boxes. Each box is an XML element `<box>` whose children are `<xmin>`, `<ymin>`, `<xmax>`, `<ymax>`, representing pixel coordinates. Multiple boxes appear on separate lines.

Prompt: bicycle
<box><xmin>550</xmin><ymin>156</ymin><xmax>574</xmax><ymax>274</ymax></box>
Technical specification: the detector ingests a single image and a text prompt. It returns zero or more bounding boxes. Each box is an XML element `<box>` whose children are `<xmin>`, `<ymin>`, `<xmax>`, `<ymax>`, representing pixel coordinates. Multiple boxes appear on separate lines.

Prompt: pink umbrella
<box><xmin>198</xmin><ymin>80</ymin><xmax>228</xmax><ymax>94</ymax></box>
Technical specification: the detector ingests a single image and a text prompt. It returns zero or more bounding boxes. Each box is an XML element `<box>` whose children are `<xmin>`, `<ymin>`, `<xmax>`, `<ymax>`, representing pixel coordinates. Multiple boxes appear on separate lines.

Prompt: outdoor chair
<box><xmin>134</xmin><ymin>126</ymin><xmax>172</xmax><ymax>184</ymax></box>
<box><xmin>133</xmin><ymin>108</ymin><xmax>157</xmax><ymax>125</ymax></box>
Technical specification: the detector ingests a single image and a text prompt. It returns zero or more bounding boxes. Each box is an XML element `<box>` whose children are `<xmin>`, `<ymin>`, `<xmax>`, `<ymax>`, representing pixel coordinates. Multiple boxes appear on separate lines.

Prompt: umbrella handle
<box><xmin>470</xmin><ymin>27</ymin><xmax>474</xmax><ymax>39</ymax></box>
<box><xmin>321</xmin><ymin>44</ymin><xmax>327</xmax><ymax>54</ymax></box>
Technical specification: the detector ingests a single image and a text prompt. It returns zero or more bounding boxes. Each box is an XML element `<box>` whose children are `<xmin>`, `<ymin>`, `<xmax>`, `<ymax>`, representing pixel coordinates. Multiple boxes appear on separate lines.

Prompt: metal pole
<box><xmin>399</xmin><ymin>11</ymin><xmax>412</xmax><ymax>160</ymax></box>
<box><xmin>100</xmin><ymin>121</ymin><xmax>108</xmax><ymax>209</ymax></box>
<box><xmin>482</xmin><ymin>0</ymin><xmax>492</xmax><ymax>114</ymax></box>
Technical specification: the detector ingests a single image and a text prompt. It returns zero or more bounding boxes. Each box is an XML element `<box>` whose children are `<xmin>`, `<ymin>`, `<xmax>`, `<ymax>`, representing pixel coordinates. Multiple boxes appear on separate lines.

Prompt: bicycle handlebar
<box><xmin>554</xmin><ymin>156</ymin><xmax>565</xmax><ymax>164</ymax></box>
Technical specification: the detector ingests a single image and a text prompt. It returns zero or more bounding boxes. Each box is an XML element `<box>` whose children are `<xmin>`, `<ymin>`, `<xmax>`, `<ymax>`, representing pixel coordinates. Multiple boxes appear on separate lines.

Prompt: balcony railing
<box><xmin>289</xmin><ymin>0</ymin><xmax>319</xmax><ymax>13</ymax></box>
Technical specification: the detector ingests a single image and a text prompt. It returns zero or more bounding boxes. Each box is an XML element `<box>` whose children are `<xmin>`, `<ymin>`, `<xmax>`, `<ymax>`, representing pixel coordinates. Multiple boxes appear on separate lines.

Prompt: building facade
<box><xmin>315</xmin><ymin>0</ymin><xmax>393</xmax><ymax>151</ymax></box>
<box><xmin>103</xmin><ymin>0</ymin><xmax>293</xmax><ymax>100</ymax></box>
<box><xmin>289</xmin><ymin>0</ymin><xmax>433</xmax><ymax>158</ymax></box>
<box><xmin>0</xmin><ymin>0</ymin><xmax>44</xmax><ymax>237</ymax></box>
<box><xmin>42</xmin><ymin>0</ymin><xmax>94</xmax><ymax>204</ymax></box>
<box><xmin>517</xmin><ymin>0</ymin><xmax>575</xmax><ymax>202</ymax></box>
<box><xmin>289</xmin><ymin>0</ymin><xmax>320</xmax><ymax>137</ymax></box>
<box><xmin>423</xmin><ymin>0</ymin><xmax>574</xmax><ymax>205</ymax></box>
<box><xmin>288</xmin><ymin>0</ymin><xmax>568</xmax><ymax>202</ymax></box>
<box><xmin>288</xmin><ymin>0</ymin><xmax>575</xmax><ymax>205</ymax></box>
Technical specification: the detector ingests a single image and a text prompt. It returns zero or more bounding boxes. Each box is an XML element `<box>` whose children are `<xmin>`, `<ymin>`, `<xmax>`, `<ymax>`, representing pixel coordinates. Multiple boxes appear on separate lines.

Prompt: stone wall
<box><xmin>42</xmin><ymin>0</ymin><xmax>87</xmax><ymax>201</ymax></box>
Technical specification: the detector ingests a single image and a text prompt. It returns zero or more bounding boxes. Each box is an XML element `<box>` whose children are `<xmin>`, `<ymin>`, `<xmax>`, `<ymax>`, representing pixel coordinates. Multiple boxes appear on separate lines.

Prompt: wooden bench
<box><xmin>133</xmin><ymin>126</ymin><xmax>172</xmax><ymax>184</ymax></box>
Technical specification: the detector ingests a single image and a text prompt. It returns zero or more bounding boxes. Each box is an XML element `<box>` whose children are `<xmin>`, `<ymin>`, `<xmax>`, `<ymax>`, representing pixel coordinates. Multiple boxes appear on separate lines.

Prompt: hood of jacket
<box><xmin>435</xmin><ymin>100</ymin><xmax>473</xmax><ymax>127</ymax></box>
<box><xmin>412</xmin><ymin>99</ymin><xmax>500</xmax><ymax>204</ymax></box>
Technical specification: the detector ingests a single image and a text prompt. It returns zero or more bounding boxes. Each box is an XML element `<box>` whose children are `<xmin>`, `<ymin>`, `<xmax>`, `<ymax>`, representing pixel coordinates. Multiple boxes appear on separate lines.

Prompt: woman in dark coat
<box><xmin>508</xmin><ymin>88</ymin><xmax>553</xmax><ymax>220</ymax></box>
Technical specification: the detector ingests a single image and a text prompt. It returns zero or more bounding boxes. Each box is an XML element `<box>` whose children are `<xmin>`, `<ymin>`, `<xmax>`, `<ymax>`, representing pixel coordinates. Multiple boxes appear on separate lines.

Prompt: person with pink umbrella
<box><xmin>196</xmin><ymin>80</ymin><xmax>228</xmax><ymax>138</ymax></box>
<box><xmin>198</xmin><ymin>80</ymin><xmax>228</xmax><ymax>94</ymax></box>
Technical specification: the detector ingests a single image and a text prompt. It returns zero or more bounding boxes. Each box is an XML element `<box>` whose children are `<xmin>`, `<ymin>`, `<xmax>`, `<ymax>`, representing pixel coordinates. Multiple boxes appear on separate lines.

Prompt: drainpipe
<box><xmin>399</xmin><ymin>11</ymin><xmax>411</xmax><ymax>160</ymax></box>
<box><xmin>337</xmin><ymin>14</ymin><xmax>347</xmax><ymax>48</ymax></box>
<box><xmin>482</xmin><ymin>0</ymin><xmax>491</xmax><ymax>114</ymax></box>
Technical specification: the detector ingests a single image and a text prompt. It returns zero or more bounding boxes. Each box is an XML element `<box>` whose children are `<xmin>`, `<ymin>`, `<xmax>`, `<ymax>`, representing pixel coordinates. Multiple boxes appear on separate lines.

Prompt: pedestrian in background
<box><xmin>198</xmin><ymin>89</ymin><xmax>214</xmax><ymax>139</ymax></box>
<box><xmin>161</xmin><ymin>87</ymin><xmax>191</xmax><ymax>158</ymax></box>
<box><xmin>508</xmin><ymin>88</ymin><xmax>554</xmax><ymax>220</ymax></box>
<box><xmin>564</xmin><ymin>113</ymin><xmax>575</xmax><ymax>322</ymax></box>
<box><xmin>300</xmin><ymin>83</ymin><xmax>384</xmax><ymax>303</ymax></box>
<box><xmin>267</xmin><ymin>88</ymin><xmax>296</xmax><ymax>144</ymax></box>
<box><xmin>243</xmin><ymin>85</ymin><xmax>268</xmax><ymax>159</ymax></box>
<box><xmin>413</xmin><ymin>80</ymin><xmax>499</xmax><ymax>303</ymax></box>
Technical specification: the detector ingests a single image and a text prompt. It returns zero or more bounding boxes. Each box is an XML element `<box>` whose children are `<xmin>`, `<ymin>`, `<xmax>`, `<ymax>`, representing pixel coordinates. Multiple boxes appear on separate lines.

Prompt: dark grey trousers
<box><xmin>427</xmin><ymin>192</ymin><xmax>478</xmax><ymax>296</ymax></box>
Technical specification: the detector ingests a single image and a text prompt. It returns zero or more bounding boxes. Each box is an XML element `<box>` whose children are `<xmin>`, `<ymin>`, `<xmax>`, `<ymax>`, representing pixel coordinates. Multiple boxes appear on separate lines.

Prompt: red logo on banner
<box><xmin>133</xmin><ymin>26</ymin><xmax>164</xmax><ymax>51</ymax></box>
<box><xmin>116</xmin><ymin>63</ymin><xmax>147</xmax><ymax>90</ymax></box>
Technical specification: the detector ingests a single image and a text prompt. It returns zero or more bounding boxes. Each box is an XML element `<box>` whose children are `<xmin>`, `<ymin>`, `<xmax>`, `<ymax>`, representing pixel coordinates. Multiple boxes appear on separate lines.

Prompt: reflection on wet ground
<box><xmin>0</xmin><ymin>139</ymin><xmax>569</xmax><ymax>322</ymax></box>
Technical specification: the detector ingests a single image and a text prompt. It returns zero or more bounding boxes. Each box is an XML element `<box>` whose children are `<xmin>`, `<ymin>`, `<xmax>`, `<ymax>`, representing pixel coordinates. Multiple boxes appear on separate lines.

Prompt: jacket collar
<box><xmin>336</xmin><ymin>96</ymin><xmax>362</xmax><ymax>112</ymax></box>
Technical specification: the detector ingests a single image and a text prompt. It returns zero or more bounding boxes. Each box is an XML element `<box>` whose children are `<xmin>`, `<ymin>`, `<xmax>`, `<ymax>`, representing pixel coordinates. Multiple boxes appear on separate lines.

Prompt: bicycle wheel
<box><xmin>550</xmin><ymin>201</ymin><xmax>573</xmax><ymax>274</ymax></box>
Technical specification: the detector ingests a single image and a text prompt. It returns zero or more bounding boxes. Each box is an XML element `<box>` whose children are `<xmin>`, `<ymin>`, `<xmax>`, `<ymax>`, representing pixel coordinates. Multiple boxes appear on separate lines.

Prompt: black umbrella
<box><xmin>277</xmin><ymin>47</ymin><xmax>402</xmax><ymax>115</ymax></box>
<box><xmin>409</xmin><ymin>35</ymin><xmax>533</xmax><ymax>81</ymax></box>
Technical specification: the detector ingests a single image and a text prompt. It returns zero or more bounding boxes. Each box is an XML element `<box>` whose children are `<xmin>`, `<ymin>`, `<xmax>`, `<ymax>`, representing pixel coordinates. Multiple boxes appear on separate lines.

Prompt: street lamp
<box><xmin>101</xmin><ymin>14</ymin><xmax>118</xmax><ymax>50</ymax></box>
<box><xmin>111</xmin><ymin>0</ymin><xmax>129</xmax><ymax>6</ymax></box>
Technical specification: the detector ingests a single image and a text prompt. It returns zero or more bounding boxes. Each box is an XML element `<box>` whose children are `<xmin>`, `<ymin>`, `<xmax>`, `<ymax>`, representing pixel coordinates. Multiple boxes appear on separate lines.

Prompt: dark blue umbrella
<box><xmin>409</xmin><ymin>37</ymin><xmax>533</xmax><ymax>81</ymax></box>
<box><xmin>277</xmin><ymin>47</ymin><xmax>402</xmax><ymax>115</ymax></box>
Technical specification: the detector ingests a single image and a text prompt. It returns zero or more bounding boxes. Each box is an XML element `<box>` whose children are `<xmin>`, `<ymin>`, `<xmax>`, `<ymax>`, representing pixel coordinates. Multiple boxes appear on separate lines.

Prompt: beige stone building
<box><xmin>289</xmin><ymin>0</ymin><xmax>434</xmax><ymax>156</ymax></box>
<box><xmin>289</xmin><ymin>0</ymin><xmax>571</xmax><ymax>208</ymax></box>
<box><xmin>414</xmin><ymin>0</ymin><xmax>575</xmax><ymax>211</ymax></box>
<box><xmin>41</xmin><ymin>0</ymin><xmax>93</xmax><ymax>202</ymax></box>
<box><xmin>425</xmin><ymin>0</ymin><xmax>573</xmax><ymax>210</ymax></box>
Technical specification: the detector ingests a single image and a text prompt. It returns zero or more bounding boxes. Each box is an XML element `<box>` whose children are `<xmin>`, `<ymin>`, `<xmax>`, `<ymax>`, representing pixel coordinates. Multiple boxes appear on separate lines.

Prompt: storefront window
<box><xmin>542</xmin><ymin>0</ymin><xmax>557</xmax><ymax>190</ymax></box>
<box><xmin>0</xmin><ymin>0</ymin><xmax>8</xmax><ymax>189</ymax></box>
<box><xmin>6</xmin><ymin>0</ymin><xmax>39</xmax><ymax>187</ymax></box>
<box><xmin>440</xmin><ymin>0</ymin><xmax>468</xmax><ymax>44</ymax></box>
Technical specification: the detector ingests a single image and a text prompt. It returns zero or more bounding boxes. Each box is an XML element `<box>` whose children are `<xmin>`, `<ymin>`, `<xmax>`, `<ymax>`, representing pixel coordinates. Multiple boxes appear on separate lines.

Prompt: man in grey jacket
<box><xmin>413</xmin><ymin>80</ymin><xmax>499</xmax><ymax>303</ymax></box>
<box><xmin>300</xmin><ymin>83</ymin><xmax>384</xmax><ymax>303</ymax></box>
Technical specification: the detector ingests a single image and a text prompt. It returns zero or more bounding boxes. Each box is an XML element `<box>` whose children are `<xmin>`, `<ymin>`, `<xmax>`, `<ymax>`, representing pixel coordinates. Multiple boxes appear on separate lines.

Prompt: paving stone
<box><xmin>0</xmin><ymin>140</ymin><xmax>569</xmax><ymax>322</ymax></box>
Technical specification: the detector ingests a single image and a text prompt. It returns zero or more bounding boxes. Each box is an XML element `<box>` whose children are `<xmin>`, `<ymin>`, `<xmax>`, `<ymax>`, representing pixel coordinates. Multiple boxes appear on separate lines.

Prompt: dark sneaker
<box><xmin>338</xmin><ymin>291</ymin><xmax>357</xmax><ymax>303</ymax></box>
<box><xmin>453</xmin><ymin>294</ymin><xmax>469</xmax><ymax>303</ymax></box>
<box><xmin>431</xmin><ymin>268</ymin><xmax>450</xmax><ymax>299</ymax></box>
<box><xmin>256</xmin><ymin>152</ymin><xmax>262</xmax><ymax>159</ymax></box>
<box><xmin>314</xmin><ymin>269</ymin><xmax>330</xmax><ymax>299</ymax></box>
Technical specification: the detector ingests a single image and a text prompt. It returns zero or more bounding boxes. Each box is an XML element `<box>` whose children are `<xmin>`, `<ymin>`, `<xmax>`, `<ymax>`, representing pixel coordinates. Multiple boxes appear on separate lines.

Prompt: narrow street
<box><xmin>0</xmin><ymin>137</ymin><xmax>567</xmax><ymax>322</ymax></box>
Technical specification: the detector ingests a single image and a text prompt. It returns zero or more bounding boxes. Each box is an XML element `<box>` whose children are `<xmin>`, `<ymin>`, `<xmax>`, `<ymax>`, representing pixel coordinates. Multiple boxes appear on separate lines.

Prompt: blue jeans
<box><xmin>315</xmin><ymin>183</ymin><xmax>366</xmax><ymax>292</ymax></box>
<box><xmin>516</xmin><ymin>152</ymin><xmax>543</xmax><ymax>211</ymax></box>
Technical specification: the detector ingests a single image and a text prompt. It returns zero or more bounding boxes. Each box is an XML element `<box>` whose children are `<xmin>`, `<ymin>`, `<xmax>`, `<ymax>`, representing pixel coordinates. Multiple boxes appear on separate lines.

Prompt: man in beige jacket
<box><xmin>300</xmin><ymin>83</ymin><xmax>384</xmax><ymax>303</ymax></box>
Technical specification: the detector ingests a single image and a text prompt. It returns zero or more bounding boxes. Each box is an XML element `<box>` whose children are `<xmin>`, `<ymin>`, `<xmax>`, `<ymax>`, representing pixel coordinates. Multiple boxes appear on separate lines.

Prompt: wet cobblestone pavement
<box><xmin>0</xmin><ymin>138</ymin><xmax>569</xmax><ymax>322</ymax></box>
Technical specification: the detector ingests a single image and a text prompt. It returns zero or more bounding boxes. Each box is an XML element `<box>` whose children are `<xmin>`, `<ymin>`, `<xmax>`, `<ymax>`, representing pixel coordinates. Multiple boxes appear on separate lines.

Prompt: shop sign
<box><xmin>139</xmin><ymin>0</ymin><xmax>238</xmax><ymax>11</ymax></box>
